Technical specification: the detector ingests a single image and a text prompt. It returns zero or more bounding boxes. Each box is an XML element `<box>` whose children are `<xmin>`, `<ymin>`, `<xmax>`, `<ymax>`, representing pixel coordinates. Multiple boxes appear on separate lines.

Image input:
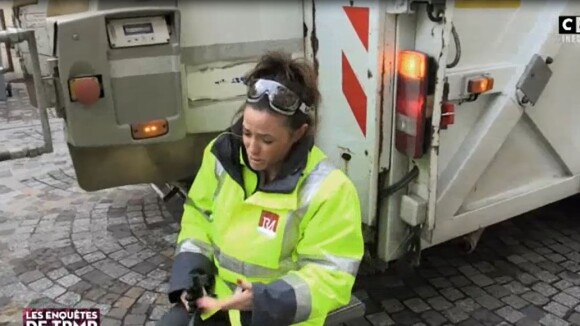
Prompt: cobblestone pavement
<box><xmin>0</xmin><ymin>86</ymin><xmax>44</xmax><ymax>124</ymax></box>
<box><xmin>352</xmin><ymin>195</ymin><xmax>580</xmax><ymax>326</ymax></box>
<box><xmin>0</xmin><ymin>86</ymin><xmax>58</xmax><ymax>161</ymax></box>
<box><xmin>1</xmin><ymin>85</ymin><xmax>580</xmax><ymax>325</ymax></box>
<box><xmin>0</xmin><ymin>85</ymin><xmax>180</xmax><ymax>325</ymax></box>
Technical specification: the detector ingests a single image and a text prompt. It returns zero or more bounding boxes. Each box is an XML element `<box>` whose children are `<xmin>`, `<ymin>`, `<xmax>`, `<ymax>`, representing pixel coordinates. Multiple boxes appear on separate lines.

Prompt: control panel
<box><xmin>53</xmin><ymin>7</ymin><xmax>184</xmax><ymax>148</ymax></box>
<box><xmin>107</xmin><ymin>15</ymin><xmax>170</xmax><ymax>48</ymax></box>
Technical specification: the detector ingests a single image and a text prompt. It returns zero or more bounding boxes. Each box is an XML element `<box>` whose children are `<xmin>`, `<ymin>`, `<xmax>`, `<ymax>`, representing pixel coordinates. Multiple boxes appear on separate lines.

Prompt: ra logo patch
<box><xmin>257</xmin><ymin>211</ymin><xmax>279</xmax><ymax>237</ymax></box>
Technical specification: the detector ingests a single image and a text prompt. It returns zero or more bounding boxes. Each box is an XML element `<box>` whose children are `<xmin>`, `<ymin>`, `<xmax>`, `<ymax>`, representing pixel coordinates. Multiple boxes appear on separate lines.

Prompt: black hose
<box><xmin>381</xmin><ymin>164</ymin><xmax>422</xmax><ymax>271</ymax></box>
<box><xmin>368</xmin><ymin>165</ymin><xmax>420</xmax><ymax>264</ymax></box>
<box><xmin>423</xmin><ymin>2</ymin><xmax>460</xmax><ymax>69</ymax></box>
<box><xmin>426</xmin><ymin>3</ymin><xmax>444</xmax><ymax>23</ymax></box>
<box><xmin>381</xmin><ymin>165</ymin><xmax>420</xmax><ymax>199</ymax></box>
<box><xmin>447</xmin><ymin>23</ymin><xmax>461</xmax><ymax>69</ymax></box>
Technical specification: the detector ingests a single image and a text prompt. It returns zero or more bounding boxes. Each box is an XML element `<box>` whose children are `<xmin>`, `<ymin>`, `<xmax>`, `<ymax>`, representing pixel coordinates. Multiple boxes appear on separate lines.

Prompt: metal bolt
<box><xmin>72</xmin><ymin>34</ymin><xmax>79</xmax><ymax>40</ymax></box>
<box><xmin>522</xmin><ymin>96</ymin><xmax>530</xmax><ymax>104</ymax></box>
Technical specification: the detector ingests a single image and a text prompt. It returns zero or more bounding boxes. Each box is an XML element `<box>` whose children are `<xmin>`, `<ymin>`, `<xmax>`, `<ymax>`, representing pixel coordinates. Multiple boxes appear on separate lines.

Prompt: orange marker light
<box><xmin>398</xmin><ymin>51</ymin><xmax>427</xmax><ymax>80</ymax></box>
<box><xmin>69</xmin><ymin>76</ymin><xmax>102</xmax><ymax>105</ymax></box>
<box><xmin>131</xmin><ymin>119</ymin><xmax>168</xmax><ymax>140</ymax></box>
<box><xmin>467</xmin><ymin>76</ymin><xmax>494</xmax><ymax>94</ymax></box>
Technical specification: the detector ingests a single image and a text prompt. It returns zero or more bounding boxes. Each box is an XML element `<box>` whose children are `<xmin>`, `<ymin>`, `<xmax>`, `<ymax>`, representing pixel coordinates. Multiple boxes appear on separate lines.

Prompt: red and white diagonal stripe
<box><xmin>342</xmin><ymin>6</ymin><xmax>370</xmax><ymax>137</ymax></box>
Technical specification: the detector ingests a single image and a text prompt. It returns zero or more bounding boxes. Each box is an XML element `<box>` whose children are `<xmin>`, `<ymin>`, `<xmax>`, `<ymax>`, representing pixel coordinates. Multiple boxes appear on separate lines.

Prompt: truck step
<box><xmin>324</xmin><ymin>295</ymin><xmax>366</xmax><ymax>326</ymax></box>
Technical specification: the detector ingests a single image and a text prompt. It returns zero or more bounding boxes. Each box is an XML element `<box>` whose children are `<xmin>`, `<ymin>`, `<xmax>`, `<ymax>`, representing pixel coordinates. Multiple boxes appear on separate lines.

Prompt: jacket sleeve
<box><xmin>251</xmin><ymin>178</ymin><xmax>364</xmax><ymax>325</ymax></box>
<box><xmin>168</xmin><ymin>141</ymin><xmax>220</xmax><ymax>303</ymax></box>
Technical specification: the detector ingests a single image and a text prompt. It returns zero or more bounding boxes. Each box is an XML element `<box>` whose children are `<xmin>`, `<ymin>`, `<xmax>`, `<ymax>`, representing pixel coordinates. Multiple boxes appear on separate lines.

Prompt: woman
<box><xmin>158</xmin><ymin>51</ymin><xmax>364</xmax><ymax>326</ymax></box>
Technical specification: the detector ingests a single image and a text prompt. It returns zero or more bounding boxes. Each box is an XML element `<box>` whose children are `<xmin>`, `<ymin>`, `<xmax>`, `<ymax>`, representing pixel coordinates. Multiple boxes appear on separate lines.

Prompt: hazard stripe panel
<box><xmin>342</xmin><ymin>6</ymin><xmax>369</xmax><ymax>137</ymax></box>
<box><xmin>343</xmin><ymin>6</ymin><xmax>370</xmax><ymax>50</ymax></box>
<box><xmin>342</xmin><ymin>51</ymin><xmax>367</xmax><ymax>137</ymax></box>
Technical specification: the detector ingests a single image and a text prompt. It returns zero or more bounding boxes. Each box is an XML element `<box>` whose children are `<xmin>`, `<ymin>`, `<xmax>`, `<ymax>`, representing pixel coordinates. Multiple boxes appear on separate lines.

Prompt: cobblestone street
<box><xmin>1</xmin><ymin>85</ymin><xmax>580</xmax><ymax>326</ymax></box>
<box><xmin>0</xmin><ymin>86</ymin><xmax>181</xmax><ymax>325</ymax></box>
<box><xmin>352</xmin><ymin>195</ymin><xmax>580</xmax><ymax>326</ymax></box>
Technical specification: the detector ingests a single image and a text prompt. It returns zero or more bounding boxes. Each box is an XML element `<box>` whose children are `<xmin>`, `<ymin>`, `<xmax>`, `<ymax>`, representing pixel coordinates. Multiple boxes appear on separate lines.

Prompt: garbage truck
<box><xmin>10</xmin><ymin>0</ymin><xmax>580</xmax><ymax>274</ymax></box>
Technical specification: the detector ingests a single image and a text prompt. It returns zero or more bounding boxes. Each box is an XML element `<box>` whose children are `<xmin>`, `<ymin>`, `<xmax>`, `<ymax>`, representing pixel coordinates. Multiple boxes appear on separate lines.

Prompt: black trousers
<box><xmin>157</xmin><ymin>305</ymin><xmax>252</xmax><ymax>326</ymax></box>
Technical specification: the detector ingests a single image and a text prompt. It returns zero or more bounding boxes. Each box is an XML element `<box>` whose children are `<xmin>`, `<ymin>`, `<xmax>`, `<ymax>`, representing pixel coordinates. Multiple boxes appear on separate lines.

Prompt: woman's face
<box><xmin>242</xmin><ymin>105</ymin><xmax>302</xmax><ymax>173</ymax></box>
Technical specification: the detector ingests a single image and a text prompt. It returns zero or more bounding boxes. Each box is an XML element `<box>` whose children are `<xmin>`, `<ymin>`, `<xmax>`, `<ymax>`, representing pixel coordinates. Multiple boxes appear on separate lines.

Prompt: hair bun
<box><xmin>250</xmin><ymin>51</ymin><xmax>295</xmax><ymax>81</ymax></box>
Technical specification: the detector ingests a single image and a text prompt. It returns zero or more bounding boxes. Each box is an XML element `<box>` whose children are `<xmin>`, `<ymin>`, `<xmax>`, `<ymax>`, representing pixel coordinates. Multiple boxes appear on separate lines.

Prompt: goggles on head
<box><xmin>245</xmin><ymin>78</ymin><xmax>313</xmax><ymax>116</ymax></box>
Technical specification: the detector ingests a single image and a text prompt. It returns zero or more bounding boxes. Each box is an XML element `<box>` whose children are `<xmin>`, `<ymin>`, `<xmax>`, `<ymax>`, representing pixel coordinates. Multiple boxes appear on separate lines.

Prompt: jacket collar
<box><xmin>211</xmin><ymin>118</ymin><xmax>314</xmax><ymax>195</ymax></box>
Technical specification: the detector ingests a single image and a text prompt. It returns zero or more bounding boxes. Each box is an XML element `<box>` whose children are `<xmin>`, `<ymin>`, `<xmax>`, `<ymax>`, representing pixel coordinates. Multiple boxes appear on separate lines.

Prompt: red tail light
<box><xmin>395</xmin><ymin>50</ymin><xmax>429</xmax><ymax>159</ymax></box>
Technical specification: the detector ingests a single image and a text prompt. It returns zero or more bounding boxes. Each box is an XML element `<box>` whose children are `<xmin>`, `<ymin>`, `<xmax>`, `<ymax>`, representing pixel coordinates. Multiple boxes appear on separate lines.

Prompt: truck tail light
<box><xmin>395</xmin><ymin>50</ymin><xmax>429</xmax><ymax>159</ymax></box>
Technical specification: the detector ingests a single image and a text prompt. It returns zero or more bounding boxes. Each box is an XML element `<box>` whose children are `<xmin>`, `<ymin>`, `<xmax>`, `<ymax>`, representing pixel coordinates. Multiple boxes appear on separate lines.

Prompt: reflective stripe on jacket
<box><xmin>168</xmin><ymin>131</ymin><xmax>364</xmax><ymax>326</ymax></box>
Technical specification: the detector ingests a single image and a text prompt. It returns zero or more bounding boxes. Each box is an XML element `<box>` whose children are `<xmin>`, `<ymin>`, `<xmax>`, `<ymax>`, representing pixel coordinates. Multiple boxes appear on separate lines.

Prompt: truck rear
<box><xmin>11</xmin><ymin>0</ymin><xmax>580</xmax><ymax>267</ymax></box>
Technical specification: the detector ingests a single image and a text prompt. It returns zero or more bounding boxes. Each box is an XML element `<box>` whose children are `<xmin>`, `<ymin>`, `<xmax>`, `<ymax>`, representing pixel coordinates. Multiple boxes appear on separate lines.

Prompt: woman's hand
<box><xmin>223</xmin><ymin>279</ymin><xmax>254</xmax><ymax>311</ymax></box>
<box><xmin>196</xmin><ymin>279</ymin><xmax>254</xmax><ymax>312</ymax></box>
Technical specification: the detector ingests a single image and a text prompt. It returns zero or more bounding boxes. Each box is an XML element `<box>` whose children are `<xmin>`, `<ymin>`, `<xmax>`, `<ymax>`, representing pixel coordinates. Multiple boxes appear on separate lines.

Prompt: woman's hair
<box><xmin>232</xmin><ymin>51</ymin><xmax>320</xmax><ymax>132</ymax></box>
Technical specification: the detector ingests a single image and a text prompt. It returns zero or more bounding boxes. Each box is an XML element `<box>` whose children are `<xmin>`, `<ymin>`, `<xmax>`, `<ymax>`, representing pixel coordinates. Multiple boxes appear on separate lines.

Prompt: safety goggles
<box><xmin>245</xmin><ymin>78</ymin><xmax>313</xmax><ymax>116</ymax></box>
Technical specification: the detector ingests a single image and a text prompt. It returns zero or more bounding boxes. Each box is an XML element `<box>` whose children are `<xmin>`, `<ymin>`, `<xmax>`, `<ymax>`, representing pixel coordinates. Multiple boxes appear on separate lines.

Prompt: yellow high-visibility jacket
<box><xmin>168</xmin><ymin>127</ymin><xmax>364</xmax><ymax>326</ymax></box>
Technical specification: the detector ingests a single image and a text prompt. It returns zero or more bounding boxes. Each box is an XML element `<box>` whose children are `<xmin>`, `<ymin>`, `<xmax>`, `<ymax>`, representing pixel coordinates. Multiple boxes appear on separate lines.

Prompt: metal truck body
<box><xmin>12</xmin><ymin>0</ymin><xmax>580</xmax><ymax>265</ymax></box>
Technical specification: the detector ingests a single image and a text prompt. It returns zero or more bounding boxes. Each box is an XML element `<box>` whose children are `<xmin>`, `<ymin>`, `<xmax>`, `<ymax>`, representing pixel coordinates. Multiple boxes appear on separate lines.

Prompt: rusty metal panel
<box><xmin>13</xmin><ymin>0</ymin><xmax>38</xmax><ymax>7</ymax></box>
<box><xmin>179</xmin><ymin>1</ymin><xmax>305</xmax><ymax>134</ymax></box>
<box><xmin>46</xmin><ymin>0</ymin><xmax>89</xmax><ymax>17</ymax></box>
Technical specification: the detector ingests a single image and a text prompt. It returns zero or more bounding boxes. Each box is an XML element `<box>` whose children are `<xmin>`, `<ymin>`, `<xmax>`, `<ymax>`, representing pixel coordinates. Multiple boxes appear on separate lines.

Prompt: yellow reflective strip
<box><xmin>213</xmin><ymin>160</ymin><xmax>226</xmax><ymax>203</ymax></box>
<box><xmin>299</xmin><ymin>254</ymin><xmax>361</xmax><ymax>277</ymax></box>
<box><xmin>282</xmin><ymin>273</ymin><xmax>312</xmax><ymax>323</ymax></box>
<box><xmin>300</xmin><ymin>159</ymin><xmax>336</xmax><ymax>205</ymax></box>
<box><xmin>176</xmin><ymin>239</ymin><xmax>213</xmax><ymax>258</ymax></box>
<box><xmin>281</xmin><ymin>159</ymin><xmax>336</xmax><ymax>259</ymax></box>
<box><xmin>214</xmin><ymin>246</ymin><xmax>297</xmax><ymax>279</ymax></box>
<box><xmin>455</xmin><ymin>0</ymin><xmax>520</xmax><ymax>8</ymax></box>
<box><xmin>215</xmin><ymin>160</ymin><xmax>225</xmax><ymax>179</ymax></box>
